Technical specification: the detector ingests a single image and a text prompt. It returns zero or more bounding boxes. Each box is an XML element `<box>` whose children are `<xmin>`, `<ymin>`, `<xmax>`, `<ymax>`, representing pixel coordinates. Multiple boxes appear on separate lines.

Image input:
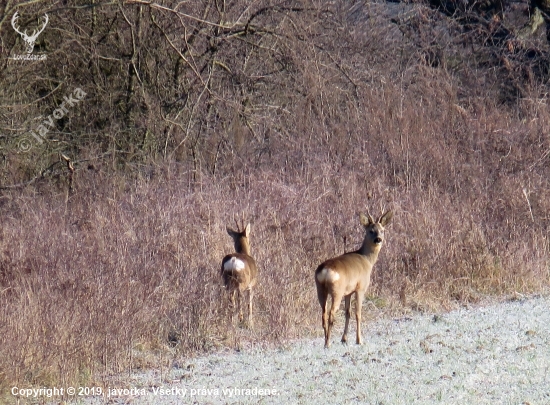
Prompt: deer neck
<box><xmin>357</xmin><ymin>240</ymin><xmax>382</xmax><ymax>264</ymax></box>
<box><xmin>236</xmin><ymin>239</ymin><xmax>251</xmax><ymax>256</ymax></box>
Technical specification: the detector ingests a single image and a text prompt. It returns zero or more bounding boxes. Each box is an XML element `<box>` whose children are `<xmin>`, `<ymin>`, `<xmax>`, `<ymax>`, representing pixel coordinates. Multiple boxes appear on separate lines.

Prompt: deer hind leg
<box><xmin>247</xmin><ymin>287</ymin><xmax>253</xmax><ymax>328</ymax></box>
<box><xmin>228</xmin><ymin>289</ymin><xmax>237</xmax><ymax>323</ymax></box>
<box><xmin>224</xmin><ymin>288</ymin><xmax>235</xmax><ymax>323</ymax></box>
<box><xmin>317</xmin><ymin>285</ymin><xmax>329</xmax><ymax>346</ymax></box>
<box><xmin>341</xmin><ymin>294</ymin><xmax>352</xmax><ymax>344</ymax></box>
<box><xmin>326</xmin><ymin>293</ymin><xmax>343</xmax><ymax>348</ymax></box>
<box><xmin>237</xmin><ymin>289</ymin><xmax>244</xmax><ymax>323</ymax></box>
<box><xmin>355</xmin><ymin>291</ymin><xmax>365</xmax><ymax>345</ymax></box>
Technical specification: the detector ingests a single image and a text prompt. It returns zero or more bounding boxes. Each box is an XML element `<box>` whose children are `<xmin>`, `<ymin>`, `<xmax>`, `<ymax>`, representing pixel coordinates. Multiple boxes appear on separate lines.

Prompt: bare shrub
<box><xmin>0</xmin><ymin>0</ymin><xmax>549</xmax><ymax>394</ymax></box>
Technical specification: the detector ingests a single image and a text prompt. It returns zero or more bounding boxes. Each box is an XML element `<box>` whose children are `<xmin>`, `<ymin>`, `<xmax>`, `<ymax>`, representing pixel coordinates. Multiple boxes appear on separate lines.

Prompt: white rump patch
<box><xmin>316</xmin><ymin>267</ymin><xmax>340</xmax><ymax>283</ymax></box>
<box><xmin>224</xmin><ymin>257</ymin><xmax>245</xmax><ymax>272</ymax></box>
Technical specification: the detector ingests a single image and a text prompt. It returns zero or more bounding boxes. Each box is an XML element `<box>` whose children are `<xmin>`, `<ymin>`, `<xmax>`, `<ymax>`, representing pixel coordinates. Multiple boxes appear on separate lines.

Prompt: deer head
<box><xmin>11</xmin><ymin>12</ymin><xmax>49</xmax><ymax>54</ymax></box>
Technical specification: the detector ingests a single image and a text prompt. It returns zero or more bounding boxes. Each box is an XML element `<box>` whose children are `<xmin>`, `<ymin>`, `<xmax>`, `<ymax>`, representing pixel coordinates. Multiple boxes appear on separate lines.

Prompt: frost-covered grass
<box><xmin>77</xmin><ymin>295</ymin><xmax>550</xmax><ymax>405</ymax></box>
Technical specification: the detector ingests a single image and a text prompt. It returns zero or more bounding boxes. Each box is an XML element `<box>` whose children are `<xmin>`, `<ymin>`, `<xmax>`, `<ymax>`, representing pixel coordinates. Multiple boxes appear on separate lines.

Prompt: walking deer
<box><xmin>315</xmin><ymin>211</ymin><xmax>393</xmax><ymax>348</ymax></box>
<box><xmin>221</xmin><ymin>221</ymin><xmax>258</xmax><ymax>327</ymax></box>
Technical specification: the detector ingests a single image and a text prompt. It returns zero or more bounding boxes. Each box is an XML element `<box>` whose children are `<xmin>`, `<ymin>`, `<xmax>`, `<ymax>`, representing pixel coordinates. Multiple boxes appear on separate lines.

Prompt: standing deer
<box><xmin>315</xmin><ymin>211</ymin><xmax>393</xmax><ymax>348</ymax></box>
<box><xmin>221</xmin><ymin>221</ymin><xmax>258</xmax><ymax>327</ymax></box>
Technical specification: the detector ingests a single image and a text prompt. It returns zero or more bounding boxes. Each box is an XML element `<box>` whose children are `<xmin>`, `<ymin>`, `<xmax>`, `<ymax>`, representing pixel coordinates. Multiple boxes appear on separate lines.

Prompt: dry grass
<box><xmin>0</xmin><ymin>0</ymin><xmax>549</xmax><ymax>397</ymax></box>
<box><xmin>1</xmin><ymin>95</ymin><xmax>549</xmax><ymax>390</ymax></box>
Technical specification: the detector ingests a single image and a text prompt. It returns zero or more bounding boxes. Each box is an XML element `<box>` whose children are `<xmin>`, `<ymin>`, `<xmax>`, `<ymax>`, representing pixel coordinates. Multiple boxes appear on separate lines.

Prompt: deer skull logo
<box><xmin>11</xmin><ymin>12</ymin><xmax>49</xmax><ymax>54</ymax></box>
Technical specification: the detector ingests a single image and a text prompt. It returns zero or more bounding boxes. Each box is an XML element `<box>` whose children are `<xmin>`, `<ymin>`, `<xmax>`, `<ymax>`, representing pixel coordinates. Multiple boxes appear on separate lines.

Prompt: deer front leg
<box><xmin>355</xmin><ymin>291</ymin><xmax>364</xmax><ymax>345</ymax></box>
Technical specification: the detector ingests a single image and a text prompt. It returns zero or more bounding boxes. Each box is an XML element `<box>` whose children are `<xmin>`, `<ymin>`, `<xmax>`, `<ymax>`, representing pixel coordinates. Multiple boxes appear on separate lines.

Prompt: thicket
<box><xmin>0</xmin><ymin>0</ymin><xmax>548</xmax><ymax>393</ymax></box>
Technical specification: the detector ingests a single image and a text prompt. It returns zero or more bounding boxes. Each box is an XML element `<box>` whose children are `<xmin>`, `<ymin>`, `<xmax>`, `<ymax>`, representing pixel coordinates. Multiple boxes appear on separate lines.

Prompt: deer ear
<box><xmin>359</xmin><ymin>213</ymin><xmax>370</xmax><ymax>226</ymax></box>
<box><xmin>244</xmin><ymin>223</ymin><xmax>251</xmax><ymax>237</ymax></box>
<box><xmin>226</xmin><ymin>227</ymin><xmax>236</xmax><ymax>237</ymax></box>
<box><xmin>379</xmin><ymin>211</ymin><xmax>393</xmax><ymax>227</ymax></box>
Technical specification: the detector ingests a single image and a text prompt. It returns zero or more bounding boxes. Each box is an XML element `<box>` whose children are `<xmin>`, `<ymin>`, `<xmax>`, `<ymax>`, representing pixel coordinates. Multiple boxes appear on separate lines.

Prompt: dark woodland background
<box><xmin>0</xmin><ymin>0</ymin><xmax>549</xmax><ymax>392</ymax></box>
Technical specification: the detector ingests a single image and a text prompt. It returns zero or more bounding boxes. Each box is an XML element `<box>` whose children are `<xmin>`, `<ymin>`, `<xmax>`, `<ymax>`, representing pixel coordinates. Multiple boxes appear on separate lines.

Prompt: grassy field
<box><xmin>77</xmin><ymin>295</ymin><xmax>550</xmax><ymax>405</ymax></box>
<box><xmin>0</xmin><ymin>0</ymin><xmax>549</xmax><ymax>397</ymax></box>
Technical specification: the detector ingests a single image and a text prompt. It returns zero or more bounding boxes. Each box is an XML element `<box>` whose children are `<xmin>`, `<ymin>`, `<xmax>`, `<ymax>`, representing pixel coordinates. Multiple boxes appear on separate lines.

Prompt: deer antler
<box><xmin>31</xmin><ymin>14</ymin><xmax>49</xmax><ymax>39</ymax></box>
<box><xmin>11</xmin><ymin>12</ymin><xmax>24</xmax><ymax>36</ymax></box>
<box><xmin>11</xmin><ymin>12</ymin><xmax>49</xmax><ymax>54</ymax></box>
<box><xmin>366</xmin><ymin>210</ymin><xmax>375</xmax><ymax>225</ymax></box>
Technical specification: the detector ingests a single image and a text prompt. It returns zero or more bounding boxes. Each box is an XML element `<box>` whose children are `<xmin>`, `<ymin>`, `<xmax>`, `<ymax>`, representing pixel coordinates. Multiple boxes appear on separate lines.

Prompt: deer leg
<box><xmin>326</xmin><ymin>293</ymin><xmax>343</xmax><ymax>348</ymax></box>
<box><xmin>355</xmin><ymin>291</ymin><xmax>364</xmax><ymax>345</ymax></box>
<box><xmin>317</xmin><ymin>286</ymin><xmax>329</xmax><ymax>346</ymax></box>
<box><xmin>228</xmin><ymin>289</ymin><xmax>236</xmax><ymax>322</ymax></box>
<box><xmin>342</xmin><ymin>294</ymin><xmax>351</xmax><ymax>344</ymax></box>
<box><xmin>237</xmin><ymin>289</ymin><xmax>244</xmax><ymax>323</ymax></box>
<box><xmin>248</xmin><ymin>288</ymin><xmax>253</xmax><ymax>328</ymax></box>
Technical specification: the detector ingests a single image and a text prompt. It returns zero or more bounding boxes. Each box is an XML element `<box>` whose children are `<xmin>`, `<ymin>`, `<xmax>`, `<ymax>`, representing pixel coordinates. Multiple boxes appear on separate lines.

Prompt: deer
<box><xmin>221</xmin><ymin>221</ymin><xmax>258</xmax><ymax>327</ymax></box>
<box><xmin>315</xmin><ymin>211</ymin><xmax>393</xmax><ymax>348</ymax></box>
<box><xmin>11</xmin><ymin>12</ymin><xmax>49</xmax><ymax>54</ymax></box>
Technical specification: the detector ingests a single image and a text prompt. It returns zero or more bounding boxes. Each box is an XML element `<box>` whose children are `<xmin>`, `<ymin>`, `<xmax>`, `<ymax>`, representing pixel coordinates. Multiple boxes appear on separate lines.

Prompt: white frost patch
<box><xmin>316</xmin><ymin>267</ymin><xmax>340</xmax><ymax>283</ymax></box>
<box><xmin>74</xmin><ymin>295</ymin><xmax>550</xmax><ymax>405</ymax></box>
<box><xmin>224</xmin><ymin>257</ymin><xmax>245</xmax><ymax>272</ymax></box>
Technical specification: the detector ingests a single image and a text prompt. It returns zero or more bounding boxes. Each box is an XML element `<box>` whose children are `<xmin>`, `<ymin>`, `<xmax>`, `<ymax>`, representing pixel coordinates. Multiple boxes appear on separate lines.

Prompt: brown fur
<box><xmin>315</xmin><ymin>211</ymin><xmax>393</xmax><ymax>348</ymax></box>
<box><xmin>221</xmin><ymin>223</ymin><xmax>258</xmax><ymax>326</ymax></box>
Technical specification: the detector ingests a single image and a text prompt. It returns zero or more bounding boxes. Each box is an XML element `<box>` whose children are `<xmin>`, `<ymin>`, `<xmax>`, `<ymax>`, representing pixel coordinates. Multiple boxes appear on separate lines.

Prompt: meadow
<box><xmin>0</xmin><ymin>0</ymin><xmax>549</xmax><ymax>393</ymax></box>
